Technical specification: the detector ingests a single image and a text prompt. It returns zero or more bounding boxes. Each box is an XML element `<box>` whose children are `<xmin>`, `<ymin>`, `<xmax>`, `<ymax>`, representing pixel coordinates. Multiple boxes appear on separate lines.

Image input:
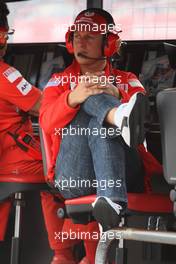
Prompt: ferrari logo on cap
<box><xmin>84</xmin><ymin>11</ymin><xmax>95</xmax><ymax>17</ymax></box>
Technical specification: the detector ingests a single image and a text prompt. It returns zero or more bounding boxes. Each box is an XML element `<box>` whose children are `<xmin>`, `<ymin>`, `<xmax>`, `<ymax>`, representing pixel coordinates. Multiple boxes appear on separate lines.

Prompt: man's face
<box><xmin>73</xmin><ymin>30</ymin><xmax>103</xmax><ymax>64</ymax></box>
<box><xmin>0</xmin><ymin>30</ymin><xmax>8</xmax><ymax>58</ymax></box>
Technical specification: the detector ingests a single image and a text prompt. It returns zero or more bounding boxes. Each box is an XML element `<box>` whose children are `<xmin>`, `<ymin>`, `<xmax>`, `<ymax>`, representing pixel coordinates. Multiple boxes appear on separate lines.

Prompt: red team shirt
<box><xmin>0</xmin><ymin>60</ymin><xmax>41</xmax><ymax>165</ymax></box>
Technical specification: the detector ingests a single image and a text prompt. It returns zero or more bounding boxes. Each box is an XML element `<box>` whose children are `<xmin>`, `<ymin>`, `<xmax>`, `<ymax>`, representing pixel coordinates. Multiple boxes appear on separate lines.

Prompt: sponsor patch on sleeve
<box><xmin>128</xmin><ymin>79</ymin><xmax>144</xmax><ymax>88</ymax></box>
<box><xmin>3</xmin><ymin>67</ymin><xmax>22</xmax><ymax>83</ymax></box>
<box><xmin>16</xmin><ymin>78</ymin><xmax>32</xmax><ymax>95</ymax></box>
<box><xmin>45</xmin><ymin>77</ymin><xmax>61</xmax><ymax>88</ymax></box>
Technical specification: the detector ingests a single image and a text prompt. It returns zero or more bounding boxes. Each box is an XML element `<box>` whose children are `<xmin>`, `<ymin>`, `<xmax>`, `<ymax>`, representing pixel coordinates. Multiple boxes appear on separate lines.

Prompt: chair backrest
<box><xmin>39</xmin><ymin>127</ymin><xmax>62</xmax><ymax>193</ymax></box>
<box><xmin>39</xmin><ymin>127</ymin><xmax>53</xmax><ymax>178</ymax></box>
<box><xmin>157</xmin><ymin>88</ymin><xmax>176</xmax><ymax>185</ymax></box>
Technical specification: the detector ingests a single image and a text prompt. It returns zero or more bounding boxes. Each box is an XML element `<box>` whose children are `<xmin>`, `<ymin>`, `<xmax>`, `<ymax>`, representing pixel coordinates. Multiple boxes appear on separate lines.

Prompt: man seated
<box><xmin>40</xmin><ymin>8</ymin><xmax>145</xmax><ymax>262</ymax></box>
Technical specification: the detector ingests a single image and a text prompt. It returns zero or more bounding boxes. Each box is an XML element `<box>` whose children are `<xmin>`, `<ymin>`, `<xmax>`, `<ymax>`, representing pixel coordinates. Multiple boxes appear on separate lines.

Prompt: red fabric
<box><xmin>70</xmin><ymin>11</ymin><xmax>107</xmax><ymax>35</ymax></box>
<box><xmin>0</xmin><ymin>61</ymin><xmax>41</xmax><ymax>166</ymax></box>
<box><xmin>75</xmin><ymin>12</ymin><xmax>107</xmax><ymax>27</ymax></box>
<box><xmin>40</xmin><ymin>60</ymin><xmax>145</xmax><ymax>183</ymax></box>
<box><xmin>0</xmin><ymin>61</ymin><xmax>41</xmax><ymax>124</ymax></box>
<box><xmin>40</xmin><ymin>192</ymin><xmax>79</xmax><ymax>250</ymax></box>
<box><xmin>0</xmin><ymin>33</ymin><xmax>7</xmax><ymax>45</ymax></box>
<box><xmin>0</xmin><ymin>201</ymin><xmax>11</xmax><ymax>240</ymax></box>
<box><xmin>127</xmin><ymin>193</ymin><xmax>172</xmax><ymax>213</ymax></box>
<box><xmin>0</xmin><ymin>28</ymin><xmax>8</xmax><ymax>45</ymax></box>
<box><xmin>84</xmin><ymin>240</ymin><xmax>98</xmax><ymax>264</ymax></box>
<box><xmin>52</xmin><ymin>247</ymin><xmax>77</xmax><ymax>263</ymax></box>
<box><xmin>137</xmin><ymin>144</ymin><xmax>163</xmax><ymax>193</ymax></box>
<box><xmin>79</xmin><ymin>257</ymin><xmax>90</xmax><ymax>264</ymax></box>
<box><xmin>0</xmin><ymin>160</ymin><xmax>45</xmax><ymax>183</ymax></box>
<box><xmin>0</xmin><ymin>27</ymin><xmax>7</xmax><ymax>32</ymax></box>
<box><xmin>65</xmin><ymin>195</ymin><xmax>97</xmax><ymax>205</ymax></box>
<box><xmin>42</xmin><ymin>193</ymin><xmax>99</xmax><ymax>260</ymax></box>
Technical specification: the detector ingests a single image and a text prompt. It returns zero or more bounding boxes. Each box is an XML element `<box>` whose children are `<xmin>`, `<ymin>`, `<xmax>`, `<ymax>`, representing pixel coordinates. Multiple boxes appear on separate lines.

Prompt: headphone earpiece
<box><xmin>65</xmin><ymin>30</ymin><xmax>74</xmax><ymax>54</ymax></box>
<box><xmin>104</xmin><ymin>33</ymin><xmax>119</xmax><ymax>57</ymax></box>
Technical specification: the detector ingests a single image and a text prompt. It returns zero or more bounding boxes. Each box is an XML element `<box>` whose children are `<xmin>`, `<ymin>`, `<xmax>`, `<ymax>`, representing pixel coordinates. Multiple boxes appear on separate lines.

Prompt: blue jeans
<box><xmin>55</xmin><ymin>94</ymin><xmax>144</xmax><ymax>202</ymax></box>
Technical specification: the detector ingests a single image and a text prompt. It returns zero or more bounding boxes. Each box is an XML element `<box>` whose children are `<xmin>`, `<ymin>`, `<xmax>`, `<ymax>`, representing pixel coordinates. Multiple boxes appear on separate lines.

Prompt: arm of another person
<box><xmin>28</xmin><ymin>94</ymin><xmax>42</xmax><ymax>116</ymax></box>
<box><xmin>0</xmin><ymin>66</ymin><xmax>42</xmax><ymax>114</ymax></box>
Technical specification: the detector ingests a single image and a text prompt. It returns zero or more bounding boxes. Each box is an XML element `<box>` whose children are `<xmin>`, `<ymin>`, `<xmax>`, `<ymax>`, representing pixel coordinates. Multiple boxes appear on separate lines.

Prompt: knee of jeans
<box><xmin>69</xmin><ymin>109</ymin><xmax>90</xmax><ymax>126</ymax></box>
<box><xmin>88</xmin><ymin>117</ymin><xmax>104</xmax><ymax>140</ymax></box>
<box><xmin>88</xmin><ymin>117</ymin><xmax>121</xmax><ymax>142</ymax></box>
<box><xmin>88</xmin><ymin>117</ymin><xmax>101</xmax><ymax>130</ymax></box>
<box><xmin>83</xmin><ymin>94</ymin><xmax>120</xmax><ymax>114</ymax></box>
<box><xmin>82</xmin><ymin>94</ymin><xmax>102</xmax><ymax>110</ymax></box>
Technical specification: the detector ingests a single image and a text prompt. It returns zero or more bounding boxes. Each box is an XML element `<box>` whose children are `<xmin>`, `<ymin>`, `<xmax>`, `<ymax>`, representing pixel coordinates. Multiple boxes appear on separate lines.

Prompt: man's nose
<box><xmin>77</xmin><ymin>37</ymin><xmax>87</xmax><ymax>47</ymax></box>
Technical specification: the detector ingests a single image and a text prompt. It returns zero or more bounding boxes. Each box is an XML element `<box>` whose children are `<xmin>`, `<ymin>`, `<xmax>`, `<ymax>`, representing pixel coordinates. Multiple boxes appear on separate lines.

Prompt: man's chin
<box><xmin>75</xmin><ymin>55</ymin><xmax>93</xmax><ymax>65</ymax></box>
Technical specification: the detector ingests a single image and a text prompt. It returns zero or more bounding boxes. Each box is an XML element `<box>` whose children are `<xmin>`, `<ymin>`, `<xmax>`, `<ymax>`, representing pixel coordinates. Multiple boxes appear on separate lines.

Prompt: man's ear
<box><xmin>116</xmin><ymin>38</ymin><xmax>122</xmax><ymax>54</ymax></box>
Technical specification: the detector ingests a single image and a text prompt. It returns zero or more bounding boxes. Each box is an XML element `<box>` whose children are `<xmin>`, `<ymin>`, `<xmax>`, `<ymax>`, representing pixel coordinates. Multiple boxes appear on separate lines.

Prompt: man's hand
<box><xmin>68</xmin><ymin>71</ymin><xmax>120</xmax><ymax>108</ymax></box>
<box><xmin>68</xmin><ymin>71</ymin><xmax>105</xmax><ymax>108</ymax></box>
<box><xmin>97</xmin><ymin>82</ymin><xmax>120</xmax><ymax>99</ymax></box>
<box><xmin>85</xmin><ymin>72</ymin><xmax>120</xmax><ymax>99</ymax></box>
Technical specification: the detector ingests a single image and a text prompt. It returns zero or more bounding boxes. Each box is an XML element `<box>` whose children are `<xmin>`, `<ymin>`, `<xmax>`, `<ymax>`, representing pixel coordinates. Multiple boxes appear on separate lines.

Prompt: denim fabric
<box><xmin>82</xmin><ymin>94</ymin><xmax>121</xmax><ymax>126</ymax></box>
<box><xmin>55</xmin><ymin>94</ymin><xmax>144</xmax><ymax>201</ymax></box>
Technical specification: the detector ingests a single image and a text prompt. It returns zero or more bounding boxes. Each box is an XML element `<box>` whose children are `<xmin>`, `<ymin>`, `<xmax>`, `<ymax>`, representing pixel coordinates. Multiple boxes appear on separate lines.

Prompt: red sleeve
<box><xmin>0</xmin><ymin>66</ymin><xmax>41</xmax><ymax>111</ymax></box>
<box><xmin>39</xmin><ymin>74</ymin><xmax>80</xmax><ymax>134</ymax></box>
<box><xmin>127</xmin><ymin>72</ymin><xmax>146</xmax><ymax>97</ymax></box>
<box><xmin>118</xmin><ymin>88</ymin><xmax>130</xmax><ymax>102</ymax></box>
<box><xmin>116</xmin><ymin>71</ymin><xmax>146</xmax><ymax>103</ymax></box>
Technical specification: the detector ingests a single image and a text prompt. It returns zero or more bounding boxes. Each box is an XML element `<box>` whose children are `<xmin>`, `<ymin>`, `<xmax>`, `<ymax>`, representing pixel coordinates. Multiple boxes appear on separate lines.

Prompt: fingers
<box><xmin>85</xmin><ymin>81</ymin><xmax>99</xmax><ymax>88</ymax></box>
<box><xmin>98</xmin><ymin>83</ymin><xmax>109</xmax><ymax>88</ymax></box>
<box><xmin>86</xmin><ymin>85</ymin><xmax>104</xmax><ymax>95</ymax></box>
<box><xmin>85</xmin><ymin>79</ymin><xmax>108</xmax><ymax>88</ymax></box>
<box><xmin>86</xmin><ymin>83</ymin><xmax>110</xmax><ymax>89</ymax></box>
<box><xmin>86</xmin><ymin>83</ymin><xmax>119</xmax><ymax>98</ymax></box>
<box><xmin>79</xmin><ymin>76</ymin><xmax>100</xmax><ymax>87</ymax></box>
<box><xmin>76</xmin><ymin>71</ymin><xmax>120</xmax><ymax>99</ymax></box>
<box><xmin>85</xmin><ymin>71</ymin><xmax>105</xmax><ymax>77</ymax></box>
<box><xmin>81</xmin><ymin>71</ymin><xmax>106</xmax><ymax>87</ymax></box>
